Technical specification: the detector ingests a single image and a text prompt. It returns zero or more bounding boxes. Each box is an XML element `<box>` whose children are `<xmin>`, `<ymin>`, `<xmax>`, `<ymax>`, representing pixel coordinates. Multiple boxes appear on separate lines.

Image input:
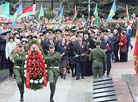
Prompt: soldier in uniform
<box><xmin>45</xmin><ymin>44</ymin><xmax>61</xmax><ymax>102</ymax></box>
<box><xmin>11</xmin><ymin>44</ymin><xmax>26</xmax><ymax>101</ymax></box>
<box><xmin>89</xmin><ymin>39</ymin><xmax>106</xmax><ymax>79</ymax></box>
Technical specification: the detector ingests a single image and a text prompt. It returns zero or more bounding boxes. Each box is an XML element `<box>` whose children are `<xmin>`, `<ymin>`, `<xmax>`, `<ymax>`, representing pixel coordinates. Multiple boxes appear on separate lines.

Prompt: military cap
<box><xmin>49</xmin><ymin>44</ymin><xmax>55</xmax><ymax>48</ymax></box>
<box><xmin>17</xmin><ymin>43</ymin><xmax>23</xmax><ymax>47</ymax></box>
<box><xmin>0</xmin><ymin>30</ymin><xmax>10</xmax><ymax>36</ymax></box>
<box><xmin>42</xmin><ymin>30</ymin><xmax>47</xmax><ymax>34</ymax></box>
<box><xmin>95</xmin><ymin>39</ymin><xmax>101</xmax><ymax>45</ymax></box>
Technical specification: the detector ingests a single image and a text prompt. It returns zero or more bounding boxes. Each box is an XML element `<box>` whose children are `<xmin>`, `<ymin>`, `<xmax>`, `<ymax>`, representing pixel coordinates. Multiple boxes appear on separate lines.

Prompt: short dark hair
<box><xmin>9</xmin><ymin>36</ymin><xmax>14</xmax><ymax>41</ymax></box>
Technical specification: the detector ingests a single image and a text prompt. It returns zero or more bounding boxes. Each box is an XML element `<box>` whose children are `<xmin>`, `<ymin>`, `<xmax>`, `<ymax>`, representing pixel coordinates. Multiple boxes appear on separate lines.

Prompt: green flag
<box><xmin>0</xmin><ymin>2</ymin><xmax>10</xmax><ymax>16</ymax></box>
<box><xmin>125</xmin><ymin>5</ymin><xmax>129</xmax><ymax>24</ymax></box>
<box><xmin>38</xmin><ymin>5</ymin><xmax>44</xmax><ymax>20</ymax></box>
<box><xmin>94</xmin><ymin>4</ymin><xmax>100</xmax><ymax>26</ymax></box>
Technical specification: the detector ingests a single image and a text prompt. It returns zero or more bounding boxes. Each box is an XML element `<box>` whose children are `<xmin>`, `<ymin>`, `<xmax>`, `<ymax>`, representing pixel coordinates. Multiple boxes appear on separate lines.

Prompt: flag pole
<box><xmin>88</xmin><ymin>0</ymin><xmax>90</xmax><ymax>19</ymax></box>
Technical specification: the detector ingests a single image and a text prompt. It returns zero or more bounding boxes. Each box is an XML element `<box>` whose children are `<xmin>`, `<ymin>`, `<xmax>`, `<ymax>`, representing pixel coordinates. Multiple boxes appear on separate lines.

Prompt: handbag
<box><xmin>120</xmin><ymin>48</ymin><xmax>127</xmax><ymax>53</ymax></box>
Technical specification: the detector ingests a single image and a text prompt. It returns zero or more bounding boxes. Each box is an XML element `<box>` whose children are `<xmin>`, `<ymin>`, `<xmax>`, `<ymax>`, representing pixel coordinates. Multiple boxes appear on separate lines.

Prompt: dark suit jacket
<box><xmin>74</xmin><ymin>41</ymin><xmax>88</xmax><ymax>62</ymax></box>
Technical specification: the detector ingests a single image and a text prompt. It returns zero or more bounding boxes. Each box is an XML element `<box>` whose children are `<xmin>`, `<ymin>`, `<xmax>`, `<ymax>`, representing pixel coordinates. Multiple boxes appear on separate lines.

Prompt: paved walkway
<box><xmin>1</xmin><ymin>75</ymin><xmax>93</xmax><ymax>102</ymax></box>
<box><xmin>0</xmin><ymin>38</ymin><xmax>136</xmax><ymax>102</ymax></box>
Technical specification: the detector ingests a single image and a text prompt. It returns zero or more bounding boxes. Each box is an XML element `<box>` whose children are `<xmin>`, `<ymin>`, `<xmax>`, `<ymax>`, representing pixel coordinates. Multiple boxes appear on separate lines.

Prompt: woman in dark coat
<box><xmin>57</xmin><ymin>38</ymin><xmax>69</xmax><ymax>79</ymax></box>
<box><xmin>119</xmin><ymin>31</ymin><xmax>127</xmax><ymax>62</ymax></box>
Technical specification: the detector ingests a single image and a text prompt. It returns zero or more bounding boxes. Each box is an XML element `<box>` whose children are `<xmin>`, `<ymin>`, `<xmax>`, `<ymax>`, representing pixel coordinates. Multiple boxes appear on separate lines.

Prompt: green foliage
<box><xmin>30</xmin><ymin>83</ymin><xmax>43</xmax><ymax>91</ymax></box>
<box><xmin>28</xmin><ymin>40</ymin><xmax>46</xmax><ymax>57</ymax></box>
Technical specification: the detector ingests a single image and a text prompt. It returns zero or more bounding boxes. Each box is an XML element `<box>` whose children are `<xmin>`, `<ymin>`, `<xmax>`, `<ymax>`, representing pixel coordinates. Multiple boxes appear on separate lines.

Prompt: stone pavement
<box><xmin>0</xmin><ymin>38</ymin><xmax>136</xmax><ymax>102</ymax></box>
<box><xmin>0</xmin><ymin>69</ymin><xmax>9</xmax><ymax>82</ymax></box>
<box><xmin>0</xmin><ymin>75</ymin><xmax>93</xmax><ymax>102</ymax></box>
<box><xmin>111</xmin><ymin>38</ymin><xmax>135</xmax><ymax>102</ymax></box>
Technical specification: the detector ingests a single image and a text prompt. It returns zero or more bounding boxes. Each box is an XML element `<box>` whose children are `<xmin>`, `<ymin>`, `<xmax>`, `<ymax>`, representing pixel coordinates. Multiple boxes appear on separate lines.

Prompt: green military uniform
<box><xmin>46</xmin><ymin>51</ymin><xmax>61</xmax><ymax>83</ymax></box>
<box><xmin>89</xmin><ymin>41</ymin><xmax>106</xmax><ymax>79</ymax></box>
<box><xmin>45</xmin><ymin>51</ymin><xmax>61</xmax><ymax>102</ymax></box>
<box><xmin>11</xmin><ymin>47</ymin><xmax>26</xmax><ymax>101</ymax></box>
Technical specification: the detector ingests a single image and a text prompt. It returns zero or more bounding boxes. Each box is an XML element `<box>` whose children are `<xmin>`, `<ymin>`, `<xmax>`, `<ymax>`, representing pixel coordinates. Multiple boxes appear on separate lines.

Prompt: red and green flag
<box><xmin>125</xmin><ymin>5</ymin><xmax>129</xmax><ymax>24</ymax></box>
<box><xmin>73</xmin><ymin>6</ymin><xmax>77</xmax><ymax>19</ymax></box>
<box><xmin>134</xmin><ymin>20</ymin><xmax>138</xmax><ymax>74</ymax></box>
<box><xmin>18</xmin><ymin>4</ymin><xmax>36</xmax><ymax>19</ymax></box>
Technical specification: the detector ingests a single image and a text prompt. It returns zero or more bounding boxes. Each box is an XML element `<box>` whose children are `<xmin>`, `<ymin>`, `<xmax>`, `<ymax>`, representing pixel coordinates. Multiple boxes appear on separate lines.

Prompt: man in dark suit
<box><xmin>101</xmin><ymin>33</ymin><xmax>113</xmax><ymax>76</ymax></box>
<box><xmin>112</xmin><ymin>29</ymin><xmax>120</xmax><ymax>62</ymax></box>
<box><xmin>74</xmin><ymin>34</ymin><xmax>88</xmax><ymax>80</ymax></box>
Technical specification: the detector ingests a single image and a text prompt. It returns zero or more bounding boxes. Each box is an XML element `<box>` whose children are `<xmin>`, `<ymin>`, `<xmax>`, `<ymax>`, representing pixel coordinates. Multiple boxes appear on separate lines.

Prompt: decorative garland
<box><xmin>24</xmin><ymin>40</ymin><xmax>47</xmax><ymax>90</ymax></box>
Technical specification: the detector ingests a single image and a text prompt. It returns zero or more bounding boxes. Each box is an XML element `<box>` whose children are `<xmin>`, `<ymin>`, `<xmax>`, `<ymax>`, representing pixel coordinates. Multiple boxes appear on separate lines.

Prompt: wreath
<box><xmin>24</xmin><ymin>40</ymin><xmax>47</xmax><ymax>90</ymax></box>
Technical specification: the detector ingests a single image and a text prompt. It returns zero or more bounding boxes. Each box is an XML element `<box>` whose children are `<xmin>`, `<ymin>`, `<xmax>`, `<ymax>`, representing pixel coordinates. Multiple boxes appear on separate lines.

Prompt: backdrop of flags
<box><xmin>0</xmin><ymin>1</ymin><xmax>134</xmax><ymax>27</ymax></box>
<box><xmin>134</xmin><ymin>20</ymin><xmax>138</xmax><ymax>74</ymax></box>
<box><xmin>106</xmin><ymin>0</ymin><xmax>117</xmax><ymax>22</ymax></box>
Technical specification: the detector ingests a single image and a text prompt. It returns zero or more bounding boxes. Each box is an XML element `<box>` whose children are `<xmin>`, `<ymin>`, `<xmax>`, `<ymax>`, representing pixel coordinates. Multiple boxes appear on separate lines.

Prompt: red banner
<box><xmin>134</xmin><ymin>20</ymin><xmax>138</xmax><ymax>74</ymax></box>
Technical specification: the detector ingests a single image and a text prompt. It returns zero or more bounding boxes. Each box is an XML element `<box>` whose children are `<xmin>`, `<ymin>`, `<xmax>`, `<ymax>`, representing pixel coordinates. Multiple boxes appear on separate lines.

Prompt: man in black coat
<box><xmin>74</xmin><ymin>34</ymin><xmax>89</xmax><ymax>80</ymax></box>
<box><xmin>112</xmin><ymin>29</ymin><xmax>120</xmax><ymax>62</ymax></box>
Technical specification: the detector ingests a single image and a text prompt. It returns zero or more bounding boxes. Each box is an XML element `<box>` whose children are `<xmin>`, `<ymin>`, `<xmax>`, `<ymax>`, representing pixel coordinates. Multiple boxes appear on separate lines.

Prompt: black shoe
<box><xmin>61</xmin><ymin>75</ymin><xmax>63</xmax><ymax>78</ymax></box>
<box><xmin>81</xmin><ymin>76</ymin><xmax>85</xmax><ymax>79</ymax></box>
<box><xmin>76</xmin><ymin>77</ymin><xmax>80</xmax><ymax>80</ymax></box>
<box><xmin>72</xmin><ymin>74</ymin><xmax>75</xmax><ymax>77</ymax></box>
<box><xmin>50</xmin><ymin>98</ymin><xmax>54</xmax><ymax>102</ymax></box>
<box><xmin>20</xmin><ymin>92</ymin><xmax>24</xmax><ymax>101</ymax></box>
<box><xmin>63</xmin><ymin>74</ymin><xmax>66</xmax><ymax>79</ymax></box>
<box><xmin>20</xmin><ymin>98</ymin><xmax>24</xmax><ymax>102</ymax></box>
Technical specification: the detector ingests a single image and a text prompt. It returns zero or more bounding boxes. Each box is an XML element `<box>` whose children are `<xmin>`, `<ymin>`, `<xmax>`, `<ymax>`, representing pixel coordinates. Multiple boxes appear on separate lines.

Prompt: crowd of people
<box><xmin>0</xmin><ymin>17</ymin><xmax>134</xmax><ymax>102</ymax></box>
<box><xmin>0</xmin><ymin>17</ymin><xmax>134</xmax><ymax>79</ymax></box>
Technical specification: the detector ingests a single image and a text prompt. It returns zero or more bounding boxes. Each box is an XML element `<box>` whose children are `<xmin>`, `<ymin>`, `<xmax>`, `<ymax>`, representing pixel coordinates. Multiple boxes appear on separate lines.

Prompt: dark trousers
<box><xmin>114</xmin><ymin>48</ymin><xmax>119</xmax><ymax>62</ymax></box>
<box><xmin>8</xmin><ymin>58</ymin><xmax>14</xmax><ymax>76</ymax></box>
<box><xmin>76</xmin><ymin>61</ymin><xmax>85</xmax><ymax>78</ymax></box>
<box><xmin>125</xmin><ymin>43</ymin><xmax>129</xmax><ymax>62</ymax></box>
<box><xmin>120</xmin><ymin>52</ymin><xmax>127</xmax><ymax>62</ymax></box>
<box><xmin>104</xmin><ymin>53</ymin><xmax>112</xmax><ymax>75</ymax></box>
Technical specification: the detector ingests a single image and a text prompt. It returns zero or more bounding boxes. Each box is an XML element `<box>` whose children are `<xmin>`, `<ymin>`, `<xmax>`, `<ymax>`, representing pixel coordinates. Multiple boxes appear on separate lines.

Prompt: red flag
<box><xmin>134</xmin><ymin>20</ymin><xmax>138</xmax><ymax>74</ymax></box>
<box><xmin>72</xmin><ymin>6</ymin><xmax>77</xmax><ymax>24</ymax></box>
<box><xmin>126</xmin><ymin>5</ymin><xmax>129</xmax><ymax>16</ymax></box>
<box><xmin>23</xmin><ymin>4</ymin><xmax>36</xmax><ymax>14</ymax></box>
